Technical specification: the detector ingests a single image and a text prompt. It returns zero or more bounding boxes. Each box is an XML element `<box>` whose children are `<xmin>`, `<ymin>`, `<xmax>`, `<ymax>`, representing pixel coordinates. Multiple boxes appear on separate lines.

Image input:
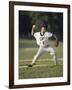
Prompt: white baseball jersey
<box><xmin>34</xmin><ymin>32</ymin><xmax>53</xmax><ymax>46</ymax></box>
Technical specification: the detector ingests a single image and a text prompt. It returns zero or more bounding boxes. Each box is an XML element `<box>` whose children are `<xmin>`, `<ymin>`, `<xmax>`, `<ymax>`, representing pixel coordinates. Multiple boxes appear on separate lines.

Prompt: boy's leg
<box><xmin>45</xmin><ymin>46</ymin><xmax>57</xmax><ymax>65</ymax></box>
<box><xmin>52</xmin><ymin>53</ymin><xmax>57</xmax><ymax>65</ymax></box>
<box><xmin>32</xmin><ymin>46</ymin><xmax>45</xmax><ymax>65</ymax></box>
<box><xmin>28</xmin><ymin>46</ymin><xmax>44</xmax><ymax>67</ymax></box>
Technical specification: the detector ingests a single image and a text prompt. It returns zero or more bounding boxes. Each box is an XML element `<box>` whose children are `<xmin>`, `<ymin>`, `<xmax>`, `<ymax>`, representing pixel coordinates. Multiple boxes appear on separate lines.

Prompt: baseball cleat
<box><xmin>27</xmin><ymin>64</ymin><xmax>33</xmax><ymax>67</ymax></box>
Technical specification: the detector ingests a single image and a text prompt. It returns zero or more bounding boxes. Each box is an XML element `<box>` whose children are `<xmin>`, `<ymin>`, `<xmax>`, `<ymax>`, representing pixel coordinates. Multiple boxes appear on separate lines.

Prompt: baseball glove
<box><xmin>55</xmin><ymin>40</ymin><xmax>59</xmax><ymax>47</ymax></box>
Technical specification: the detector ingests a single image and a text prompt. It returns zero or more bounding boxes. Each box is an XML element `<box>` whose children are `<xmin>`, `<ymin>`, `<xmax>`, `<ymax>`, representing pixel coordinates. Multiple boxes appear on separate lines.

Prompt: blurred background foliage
<box><xmin>19</xmin><ymin>11</ymin><xmax>63</xmax><ymax>41</ymax></box>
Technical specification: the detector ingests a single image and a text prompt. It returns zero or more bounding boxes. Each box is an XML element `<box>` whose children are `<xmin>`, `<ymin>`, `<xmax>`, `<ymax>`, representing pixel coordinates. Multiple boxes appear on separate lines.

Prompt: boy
<box><xmin>28</xmin><ymin>24</ymin><xmax>59</xmax><ymax>67</ymax></box>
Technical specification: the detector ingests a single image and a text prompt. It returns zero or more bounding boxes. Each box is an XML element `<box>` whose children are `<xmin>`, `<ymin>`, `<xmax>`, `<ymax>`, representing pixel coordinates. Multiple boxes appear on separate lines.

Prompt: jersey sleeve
<box><xmin>46</xmin><ymin>32</ymin><xmax>53</xmax><ymax>38</ymax></box>
<box><xmin>34</xmin><ymin>32</ymin><xmax>39</xmax><ymax>38</ymax></box>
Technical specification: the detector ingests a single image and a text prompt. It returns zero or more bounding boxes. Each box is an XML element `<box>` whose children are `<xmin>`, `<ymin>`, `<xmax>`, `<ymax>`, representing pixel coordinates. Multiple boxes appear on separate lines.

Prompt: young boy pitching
<box><xmin>27</xmin><ymin>24</ymin><xmax>59</xmax><ymax>67</ymax></box>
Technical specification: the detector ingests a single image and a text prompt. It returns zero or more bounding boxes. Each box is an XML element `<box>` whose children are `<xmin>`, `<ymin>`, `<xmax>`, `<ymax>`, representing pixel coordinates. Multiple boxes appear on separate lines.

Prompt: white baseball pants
<box><xmin>31</xmin><ymin>45</ymin><xmax>57</xmax><ymax>65</ymax></box>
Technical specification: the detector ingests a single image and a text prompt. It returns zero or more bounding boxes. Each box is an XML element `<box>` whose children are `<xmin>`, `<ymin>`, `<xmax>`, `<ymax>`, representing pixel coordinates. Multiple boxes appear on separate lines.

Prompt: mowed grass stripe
<box><xmin>19</xmin><ymin>58</ymin><xmax>63</xmax><ymax>62</ymax></box>
<box><xmin>19</xmin><ymin>64</ymin><xmax>62</xmax><ymax>68</ymax></box>
<box><xmin>19</xmin><ymin>58</ymin><xmax>63</xmax><ymax>66</ymax></box>
<box><xmin>19</xmin><ymin>62</ymin><xmax>63</xmax><ymax>66</ymax></box>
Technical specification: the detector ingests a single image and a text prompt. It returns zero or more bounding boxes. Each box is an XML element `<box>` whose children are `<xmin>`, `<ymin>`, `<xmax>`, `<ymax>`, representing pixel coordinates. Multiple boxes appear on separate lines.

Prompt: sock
<box><xmin>31</xmin><ymin>55</ymin><xmax>38</xmax><ymax>65</ymax></box>
<box><xmin>52</xmin><ymin>54</ymin><xmax>57</xmax><ymax>65</ymax></box>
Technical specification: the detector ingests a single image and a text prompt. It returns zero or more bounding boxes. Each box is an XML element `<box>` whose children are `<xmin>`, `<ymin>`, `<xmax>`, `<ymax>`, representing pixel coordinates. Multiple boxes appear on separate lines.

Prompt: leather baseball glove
<box><xmin>55</xmin><ymin>40</ymin><xmax>59</xmax><ymax>47</ymax></box>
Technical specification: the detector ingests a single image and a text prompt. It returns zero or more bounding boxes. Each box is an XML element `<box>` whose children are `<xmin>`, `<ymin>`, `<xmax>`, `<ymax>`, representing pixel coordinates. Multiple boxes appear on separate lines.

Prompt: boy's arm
<box><xmin>31</xmin><ymin>25</ymin><xmax>36</xmax><ymax>36</ymax></box>
<box><xmin>53</xmin><ymin>34</ymin><xmax>59</xmax><ymax>47</ymax></box>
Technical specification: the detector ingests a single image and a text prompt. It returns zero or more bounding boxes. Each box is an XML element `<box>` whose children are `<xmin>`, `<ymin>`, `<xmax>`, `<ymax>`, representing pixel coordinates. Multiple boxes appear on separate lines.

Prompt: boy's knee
<box><xmin>50</xmin><ymin>51</ymin><xmax>56</xmax><ymax>56</ymax></box>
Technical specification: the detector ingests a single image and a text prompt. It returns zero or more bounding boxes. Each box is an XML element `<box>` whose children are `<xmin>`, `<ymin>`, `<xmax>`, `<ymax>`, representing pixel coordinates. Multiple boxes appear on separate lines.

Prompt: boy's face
<box><xmin>41</xmin><ymin>27</ymin><xmax>46</xmax><ymax>33</ymax></box>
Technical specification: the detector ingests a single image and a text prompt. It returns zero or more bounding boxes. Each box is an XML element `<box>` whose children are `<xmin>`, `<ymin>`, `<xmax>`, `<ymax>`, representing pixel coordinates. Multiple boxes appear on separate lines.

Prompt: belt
<box><xmin>44</xmin><ymin>45</ymin><xmax>49</xmax><ymax>47</ymax></box>
<box><xmin>40</xmin><ymin>45</ymin><xmax>49</xmax><ymax>48</ymax></box>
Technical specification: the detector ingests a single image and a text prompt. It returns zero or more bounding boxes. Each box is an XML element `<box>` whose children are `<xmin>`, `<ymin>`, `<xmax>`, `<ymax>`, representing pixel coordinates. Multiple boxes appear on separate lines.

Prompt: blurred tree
<box><xmin>19</xmin><ymin>11</ymin><xmax>63</xmax><ymax>41</ymax></box>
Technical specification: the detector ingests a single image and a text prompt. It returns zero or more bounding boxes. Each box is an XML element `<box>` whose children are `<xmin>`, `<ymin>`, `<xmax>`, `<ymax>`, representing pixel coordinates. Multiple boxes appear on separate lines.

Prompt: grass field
<box><xmin>19</xmin><ymin>39</ymin><xmax>63</xmax><ymax>79</ymax></box>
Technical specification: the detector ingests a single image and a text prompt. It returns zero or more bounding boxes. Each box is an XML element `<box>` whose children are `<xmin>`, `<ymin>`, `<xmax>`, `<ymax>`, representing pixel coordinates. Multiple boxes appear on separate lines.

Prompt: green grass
<box><xmin>19</xmin><ymin>39</ymin><xmax>63</xmax><ymax>79</ymax></box>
